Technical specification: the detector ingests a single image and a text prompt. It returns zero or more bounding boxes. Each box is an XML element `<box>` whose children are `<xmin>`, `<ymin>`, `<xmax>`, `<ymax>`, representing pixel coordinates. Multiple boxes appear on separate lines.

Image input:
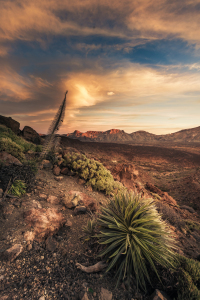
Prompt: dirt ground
<box><xmin>1</xmin><ymin>139</ymin><xmax>200</xmax><ymax>299</ymax></box>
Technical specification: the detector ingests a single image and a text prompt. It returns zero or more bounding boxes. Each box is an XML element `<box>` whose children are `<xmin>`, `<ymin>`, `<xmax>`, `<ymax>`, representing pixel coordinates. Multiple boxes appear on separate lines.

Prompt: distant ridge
<box><xmin>64</xmin><ymin>126</ymin><xmax>200</xmax><ymax>144</ymax></box>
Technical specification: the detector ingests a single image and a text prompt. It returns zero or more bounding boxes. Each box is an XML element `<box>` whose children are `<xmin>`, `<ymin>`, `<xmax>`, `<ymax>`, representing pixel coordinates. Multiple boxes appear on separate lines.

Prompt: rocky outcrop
<box><xmin>0</xmin><ymin>115</ymin><xmax>20</xmax><ymax>134</ymax></box>
<box><xmin>22</xmin><ymin>126</ymin><xmax>41</xmax><ymax>144</ymax></box>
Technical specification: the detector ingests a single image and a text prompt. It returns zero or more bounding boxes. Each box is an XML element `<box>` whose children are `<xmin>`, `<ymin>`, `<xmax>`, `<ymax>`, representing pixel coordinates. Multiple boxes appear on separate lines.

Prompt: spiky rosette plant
<box><xmin>97</xmin><ymin>192</ymin><xmax>176</xmax><ymax>291</ymax></box>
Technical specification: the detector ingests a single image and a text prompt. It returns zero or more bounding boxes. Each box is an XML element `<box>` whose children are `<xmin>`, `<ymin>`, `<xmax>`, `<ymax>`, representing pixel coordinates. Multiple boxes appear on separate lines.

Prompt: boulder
<box><xmin>22</xmin><ymin>126</ymin><xmax>41</xmax><ymax>144</ymax></box>
<box><xmin>0</xmin><ymin>115</ymin><xmax>20</xmax><ymax>134</ymax></box>
<box><xmin>0</xmin><ymin>152</ymin><xmax>22</xmax><ymax>166</ymax></box>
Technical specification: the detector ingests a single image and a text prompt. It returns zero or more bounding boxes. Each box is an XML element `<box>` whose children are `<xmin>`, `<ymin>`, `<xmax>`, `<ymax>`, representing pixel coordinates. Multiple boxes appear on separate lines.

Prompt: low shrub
<box><xmin>8</xmin><ymin>179</ymin><xmax>26</xmax><ymax>197</ymax></box>
<box><xmin>97</xmin><ymin>192</ymin><xmax>176</xmax><ymax>290</ymax></box>
<box><xmin>63</xmin><ymin>152</ymin><xmax>122</xmax><ymax>194</ymax></box>
<box><xmin>176</xmin><ymin>255</ymin><xmax>200</xmax><ymax>299</ymax></box>
<box><xmin>0</xmin><ymin>137</ymin><xmax>25</xmax><ymax>161</ymax></box>
<box><xmin>0</xmin><ymin>125</ymin><xmax>42</xmax><ymax>159</ymax></box>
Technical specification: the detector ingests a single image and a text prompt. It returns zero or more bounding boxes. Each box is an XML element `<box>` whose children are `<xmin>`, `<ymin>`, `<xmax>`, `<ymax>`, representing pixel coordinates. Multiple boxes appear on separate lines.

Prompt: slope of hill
<box><xmin>65</xmin><ymin>126</ymin><xmax>200</xmax><ymax>144</ymax></box>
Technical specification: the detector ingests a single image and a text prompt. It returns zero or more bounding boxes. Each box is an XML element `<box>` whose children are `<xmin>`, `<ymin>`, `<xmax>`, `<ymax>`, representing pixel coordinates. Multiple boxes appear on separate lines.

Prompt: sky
<box><xmin>0</xmin><ymin>0</ymin><xmax>200</xmax><ymax>135</ymax></box>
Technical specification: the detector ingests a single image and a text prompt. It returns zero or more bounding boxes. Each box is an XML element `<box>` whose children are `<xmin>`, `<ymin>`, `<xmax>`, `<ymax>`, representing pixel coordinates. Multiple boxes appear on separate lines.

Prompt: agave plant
<box><xmin>97</xmin><ymin>192</ymin><xmax>176</xmax><ymax>290</ymax></box>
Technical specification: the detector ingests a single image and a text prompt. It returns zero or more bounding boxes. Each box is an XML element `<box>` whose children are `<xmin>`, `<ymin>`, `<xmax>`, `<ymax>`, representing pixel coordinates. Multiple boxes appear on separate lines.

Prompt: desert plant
<box><xmin>97</xmin><ymin>192</ymin><xmax>176</xmax><ymax>290</ymax></box>
<box><xmin>63</xmin><ymin>151</ymin><xmax>122</xmax><ymax>194</ymax></box>
<box><xmin>41</xmin><ymin>91</ymin><xmax>67</xmax><ymax>159</ymax></box>
<box><xmin>83</xmin><ymin>218</ymin><xmax>97</xmax><ymax>242</ymax></box>
<box><xmin>8</xmin><ymin>180</ymin><xmax>26</xmax><ymax>197</ymax></box>
<box><xmin>176</xmin><ymin>255</ymin><xmax>200</xmax><ymax>299</ymax></box>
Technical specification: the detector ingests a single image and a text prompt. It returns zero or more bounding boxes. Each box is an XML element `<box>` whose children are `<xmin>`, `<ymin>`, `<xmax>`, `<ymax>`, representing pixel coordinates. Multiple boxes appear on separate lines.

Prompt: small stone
<box><xmin>74</xmin><ymin>206</ymin><xmax>87</xmax><ymax>215</ymax></box>
<box><xmin>82</xmin><ymin>292</ymin><xmax>89</xmax><ymax>300</ymax></box>
<box><xmin>39</xmin><ymin>194</ymin><xmax>47</xmax><ymax>200</ymax></box>
<box><xmin>27</xmin><ymin>244</ymin><xmax>32</xmax><ymax>251</ymax></box>
<box><xmin>54</xmin><ymin>176</ymin><xmax>63</xmax><ymax>181</ymax></box>
<box><xmin>99</xmin><ymin>288</ymin><xmax>112</xmax><ymax>300</ymax></box>
<box><xmin>46</xmin><ymin>236</ymin><xmax>58</xmax><ymax>252</ymax></box>
<box><xmin>3</xmin><ymin>244</ymin><xmax>23</xmax><ymax>261</ymax></box>
<box><xmin>60</xmin><ymin>167</ymin><xmax>69</xmax><ymax>175</ymax></box>
<box><xmin>39</xmin><ymin>296</ymin><xmax>45</xmax><ymax>300</ymax></box>
<box><xmin>0</xmin><ymin>188</ymin><xmax>3</xmax><ymax>198</ymax></box>
<box><xmin>53</xmin><ymin>165</ymin><xmax>61</xmax><ymax>176</ymax></box>
<box><xmin>62</xmin><ymin>194</ymin><xmax>78</xmax><ymax>209</ymax></box>
<box><xmin>78</xmin><ymin>179</ymin><xmax>86</xmax><ymax>185</ymax></box>
<box><xmin>65</xmin><ymin>220</ymin><xmax>72</xmax><ymax>228</ymax></box>
<box><xmin>47</xmin><ymin>195</ymin><xmax>60</xmax><ymax>205</ymax></box>
<box><xmin>0</xmin><ymin>275</ymin><xmax>4</xmax><ymax>280</ymax></box>
<box><xmin>42</xmin><ymin>160</ymin><xmax>52</xmax><ymax>170</ymax></box>
<box><xmin>93</xmin><ymin>292</ymin><xmax>97</xmax><ymax>297</ymax></box>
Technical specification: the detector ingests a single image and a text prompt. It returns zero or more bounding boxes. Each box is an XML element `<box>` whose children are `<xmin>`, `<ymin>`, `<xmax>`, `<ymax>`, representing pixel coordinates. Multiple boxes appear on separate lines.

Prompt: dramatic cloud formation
<box><xmin>0</xmin><ymin>0</ymin><xmax>200</xmax><ymax>134</ymax></box>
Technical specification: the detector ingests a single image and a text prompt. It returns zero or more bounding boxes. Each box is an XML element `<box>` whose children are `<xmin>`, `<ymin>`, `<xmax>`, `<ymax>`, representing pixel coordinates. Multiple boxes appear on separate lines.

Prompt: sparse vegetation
<box><xmin>97</xmin><ymin>192</ymin><xmax>176</xmax><ymax>290</ymax></box>
<box><xmin>8</xmin><ymin>179</ymin><xmax>26</xmax><ymax>197</ymax></box>
<box><xmin>83</xmin><ymin>218</ymin><xmax>97</xmax><ymax>242</ymax></box>
<box><xmin>63</xmin><ymin>152</ymin><xmax>123</xmax><ymax>194</ymax></box>
<box><xmin>156</xmin><ymin>201</ymin><xmax>186</xmax><ymax>229</ymax></box>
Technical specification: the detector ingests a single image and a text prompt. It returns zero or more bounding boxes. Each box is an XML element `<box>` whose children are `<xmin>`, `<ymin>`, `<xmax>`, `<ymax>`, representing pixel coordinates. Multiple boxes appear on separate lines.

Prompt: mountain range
<box><xmin>64</xmin><ymin>126</ymin><xmax>200</xmax><ymax>144</ymax></box>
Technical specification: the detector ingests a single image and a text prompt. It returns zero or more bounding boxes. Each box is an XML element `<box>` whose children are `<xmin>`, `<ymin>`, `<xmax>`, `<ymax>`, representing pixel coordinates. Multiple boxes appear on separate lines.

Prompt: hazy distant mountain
<box><xmin>64</xmin><ymin>126</ymin><xmax>200</xmax><ymax>144</ymax></box>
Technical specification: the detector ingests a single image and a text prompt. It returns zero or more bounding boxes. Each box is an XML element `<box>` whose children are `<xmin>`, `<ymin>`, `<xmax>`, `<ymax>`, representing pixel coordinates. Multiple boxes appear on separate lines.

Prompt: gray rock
<box><xmin>99</xmin><ymin>288</ymin><xmax>112</xmax><ymax>300</ymax></box>
<box><xmin>150</xmin><ymin>289</ymin><xmax>172</xmax><ymax>300</ymax></box>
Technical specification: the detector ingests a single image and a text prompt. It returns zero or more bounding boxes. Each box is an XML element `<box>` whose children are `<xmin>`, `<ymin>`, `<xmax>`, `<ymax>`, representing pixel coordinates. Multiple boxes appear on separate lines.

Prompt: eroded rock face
<box><xmin>0</xmin><ymin>115</ymin><xmax>20</xmax><ymax>134</ymax></box>
<box><xmin>24</xmin><ymin>208</ymin><xmax>65</xmax><ymax>241</ymax></box>
<box><xmin>111</xmin><ymin>163</ymin><xmax>139</xmax><ymax>190</ymax></box>
<box><xmin>22</xmin><ymin>126</ymin><xmax>41</xmax><ymax>144</ymax></box>
<box><xmin>0</xmin><ymin>152</ymin><xmax>22</xmax><ymax>166</ymax></box>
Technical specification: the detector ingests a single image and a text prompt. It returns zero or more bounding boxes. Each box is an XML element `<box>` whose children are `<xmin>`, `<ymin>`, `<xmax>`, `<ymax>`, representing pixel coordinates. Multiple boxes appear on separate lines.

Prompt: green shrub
<box><xmin>8</xmin><ymin>180</ymin><xmax>26</xmax><ymax>197</ymax></box>
<box><xmin>176</xmin><ymin>255</ymin><xmax>200</xmax><ymax>299</ymax></box>
<box><xmin>97</xmin><ymin>192</ymin><xmax>176</xmax><ymax>290</ymax></box>
<box><xmin>63</xmin><ymin>152</ymin><xmax>122</xmax><ymax>194</ymax></box>
<box><xmin>0</xmin><ymin>124</ymin><xmax>42</xmax><ymax>157</ymax></box>
<box><xmin>0</xmin><ymin>137</ymin><xmax>25</xmax><ymax>161</ymax></box>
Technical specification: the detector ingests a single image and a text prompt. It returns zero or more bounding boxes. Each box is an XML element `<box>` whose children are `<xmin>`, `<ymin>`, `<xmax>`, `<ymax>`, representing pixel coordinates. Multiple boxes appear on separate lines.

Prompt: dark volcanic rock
<box><xmin>22</xmin><ymin>126</ymin><xmax>41</xmax><ymax>144</ymax></box>
<box><xmin>0</xmin><ymin>115</ymin><xmax>20</xmax><ymax>134</ymax></box>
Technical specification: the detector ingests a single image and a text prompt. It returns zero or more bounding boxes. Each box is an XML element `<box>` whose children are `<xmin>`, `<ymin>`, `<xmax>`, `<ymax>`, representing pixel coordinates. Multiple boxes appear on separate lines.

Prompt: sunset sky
<box><xmin>1</xmin><ymin>0</ymin><xmax>200</xmax><ymax>134</ymax></box>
